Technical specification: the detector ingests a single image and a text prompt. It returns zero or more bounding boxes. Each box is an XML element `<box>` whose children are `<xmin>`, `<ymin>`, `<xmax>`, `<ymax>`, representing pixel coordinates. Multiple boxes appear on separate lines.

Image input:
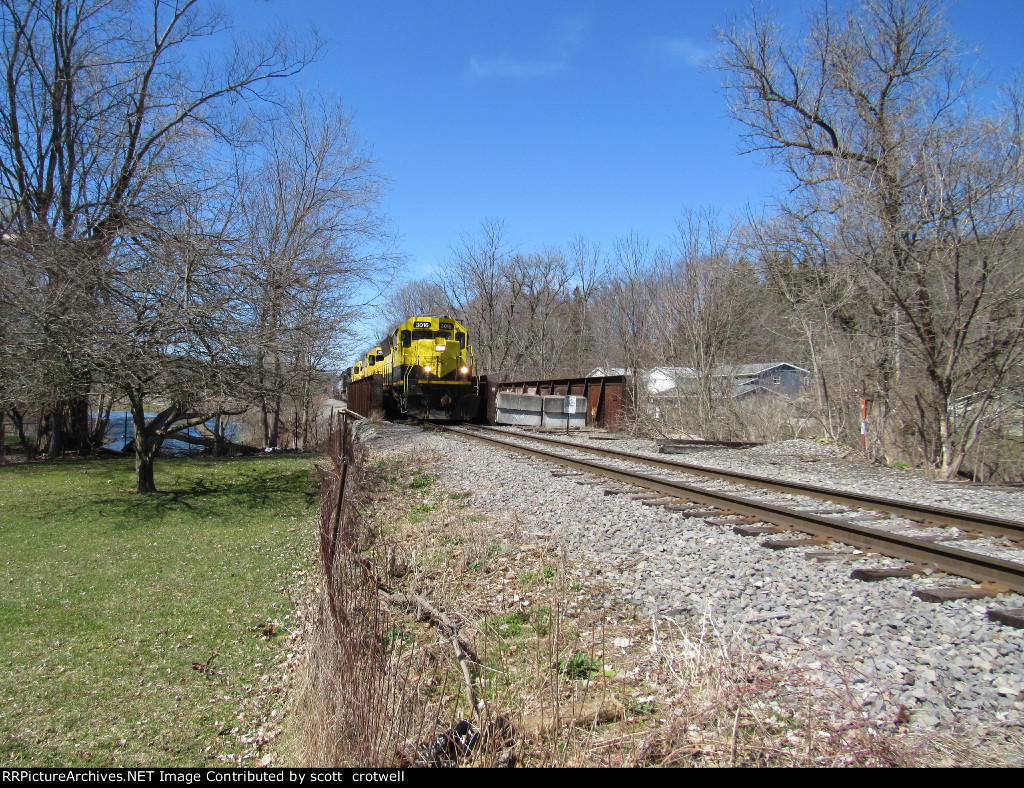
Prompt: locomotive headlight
<box><xmin>460</xmin><ymin>366</ymin><xmax>469</xmax><ymax>374</ymax></box>
<box><xmin>422</xmin><ymin>365</ymin><xmax>432</xmax><ymax>374</ymax></box>
<box><xmin>434</xmin><ymin>342</ymin><xmax>446</xmax><ymax>352</ymax></box>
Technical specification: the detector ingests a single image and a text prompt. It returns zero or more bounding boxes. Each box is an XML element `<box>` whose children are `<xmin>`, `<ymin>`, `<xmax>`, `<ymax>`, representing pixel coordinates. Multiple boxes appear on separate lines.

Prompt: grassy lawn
<box><xmin>0</xmin><ymin>454</ymin><xmax>319</xmax><ymax>767</ymax></box>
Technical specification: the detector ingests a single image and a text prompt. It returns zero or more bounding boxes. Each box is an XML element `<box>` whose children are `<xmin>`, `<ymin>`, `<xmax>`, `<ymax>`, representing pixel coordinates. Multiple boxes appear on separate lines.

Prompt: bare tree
<box><xmin>90</xmin><ymin>191</ymin><xmax>250</xmax><ymax>492</ymax></box>
<box><xmin>380</xmin><ymin>279</ymin><xmax>451</xmax><ymax>335</ymax></box>
<box><xmin>507</xmin><ymin>248</ymin><xmax>573</xmax><ymax>378</ymax></box>
<box><xmin>232</xmin><ymin>92</ymin><xmax>393</xmax><ymax>448</ymax></box>
<box><xmin>565</xmin><ymin>235</ymin><xmax>607</xmax><ymax>376</ymax></box>
<box><xmin>653</xmin><ymin>208</ymin><xmax>745</xmax><ymax>437</ymax></box>
<box><xmin>741</xmin><ymin>212</ymin><xmax>865</xmax><ymax>443</ymax></box>
<box><xmin>718</xmin><ymin>0</ymin><xmax>1024</xmax><ymax>476</ymax></box>
<box><xmin>0</xmin><ymin>0</ymin><xmax>318</xmax><ymax>456</ymax></box>
<box><xmin>437</xmin><ymin>219</ymin><xmax>523</xmax><ymax>378</ymax></box>
<box><xmin>602</xmin><ymin>232</ymin><xmax>659</xmax><ymax>377</ymax></box>
<box><xmin>393</xmin><ymin>235</ymin><xmax>602</xmax><ymax>381</ymax></box>
<box><xmin>585</xmin><ymin>232</ymin><xmax>662</xmax><ymax>432</ymax></box>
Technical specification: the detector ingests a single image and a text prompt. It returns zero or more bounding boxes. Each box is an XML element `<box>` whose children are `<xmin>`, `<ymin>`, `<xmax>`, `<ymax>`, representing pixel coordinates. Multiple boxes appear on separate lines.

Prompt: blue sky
<box><xmin>229</xmin><ymin>0</ymin><xmax>1024</xmax><ymax>279</ymax></box>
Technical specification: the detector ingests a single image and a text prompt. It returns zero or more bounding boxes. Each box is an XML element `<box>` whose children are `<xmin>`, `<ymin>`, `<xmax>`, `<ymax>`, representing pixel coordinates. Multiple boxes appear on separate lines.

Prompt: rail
<box><xmin>458</xmin><ymin>426</ymin><xmax>1024</xmax><ymax>541</ymax></box>
<box><xmin>444</xmin><ymin>425</ymin><xmax>1024</xmax><ymax>594</ymax></box>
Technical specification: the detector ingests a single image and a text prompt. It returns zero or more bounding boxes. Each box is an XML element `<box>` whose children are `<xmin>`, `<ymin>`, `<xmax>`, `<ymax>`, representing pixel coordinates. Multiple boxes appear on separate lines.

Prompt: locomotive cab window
<box><xmin>412</xmin><ymin>329</ymin><xmax>432</xmax><ymax>341</ymax></box>
<box><xmin>455</xmin><ymin>332</ymin><xmax>465</xmax><ymax>347</ymax></box>
<box><xmin>401</xmin><ymin>330</ymin><xmax>411</xmax><ymax>347</ymax></box>
<box><xmin>435</xmin><ymin>331</ymin><xmax>452</xmax><ymax>340</ymax></box>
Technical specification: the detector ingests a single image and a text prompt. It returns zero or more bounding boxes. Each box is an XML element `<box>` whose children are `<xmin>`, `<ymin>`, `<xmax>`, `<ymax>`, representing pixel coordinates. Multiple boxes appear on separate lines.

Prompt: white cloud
<box><xmin>662</xmin><ymin>36</ymin><xmax>713</xmax><ymax>67</ymax></box>
<box><xmin>468</xmin><ymin>56</ymin><xmax>566</xmax><ymax>80</ymax></box>
<box><xmin>468</xmin><ymin>13</ymin><xmax>588</xmax><ymax>81</ymax></box>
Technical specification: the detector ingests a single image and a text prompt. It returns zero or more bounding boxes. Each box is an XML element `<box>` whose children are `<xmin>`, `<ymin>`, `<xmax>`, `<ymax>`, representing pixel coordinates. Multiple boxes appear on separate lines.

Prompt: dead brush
<box><xmin>641</xmin><ymin>612</ymin><xmax>921</xmax><ymax>767</ymax></box>
<box><xmin>363</xmin><ymin>473</ymin><xmax>637</xmax><ymax>767</ymax></box>
<box><xmin>292</xmin><ymin>555</ymin><xmax>439</xmax><ymax>766</ymax></box>
<box><xmin>292</xmin><ymin>421</ymin><xmax>453</xmax><ymax>766</ymax></box>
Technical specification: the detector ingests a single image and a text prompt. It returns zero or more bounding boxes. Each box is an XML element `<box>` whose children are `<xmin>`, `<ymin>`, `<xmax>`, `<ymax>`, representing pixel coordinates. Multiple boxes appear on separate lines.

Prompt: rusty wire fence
<box><xmin>300</xmin><ymin>413</ymin><xmax>440</xmax><ymax>766</ymax></box>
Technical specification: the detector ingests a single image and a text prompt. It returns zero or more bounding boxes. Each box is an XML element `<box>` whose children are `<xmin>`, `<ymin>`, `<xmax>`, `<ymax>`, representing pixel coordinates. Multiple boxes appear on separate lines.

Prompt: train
<box><xmin>345</xmin><ymin>315</ymin><xmax>480</xmax><ymax>420</ymax></box>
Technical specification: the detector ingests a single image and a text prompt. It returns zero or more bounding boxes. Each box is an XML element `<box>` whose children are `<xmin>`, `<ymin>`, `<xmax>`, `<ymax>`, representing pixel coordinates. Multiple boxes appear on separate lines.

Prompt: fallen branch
<box><xmin>380</xmin><ymin>590</ymin><xmax>480</xmax><ymax>716</ymax></box>
<box><xmin>590</xmin><ymin>731</ymin><xmax>650</xmax><ymax>750</ymax></box>
<box><xmin>380</xmin><ymin>591</ymin><xmax>479</xmax><ymax>661</ymax></box>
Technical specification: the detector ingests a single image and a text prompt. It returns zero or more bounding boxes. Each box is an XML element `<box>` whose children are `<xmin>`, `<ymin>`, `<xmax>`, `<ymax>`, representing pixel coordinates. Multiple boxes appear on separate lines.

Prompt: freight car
<box><xmin>347</xmin><ymin>315</ymin><xmax>480</xmax><ymax>420</ymax></box>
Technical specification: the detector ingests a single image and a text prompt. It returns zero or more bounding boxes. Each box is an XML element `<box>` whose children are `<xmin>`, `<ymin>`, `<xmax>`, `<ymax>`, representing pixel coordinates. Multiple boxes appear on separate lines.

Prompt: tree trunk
<box><xmin>6</xmin><ymin>408</ymin><xmax>35</xmax><ymax>459</ymax></box>
<box><xmin>260</xmin><ymin>394</ymin><xmax>283</xmax><ymax>448</ymax></box>
<box><xmin>213</xmin><ymin>415</ymin><xmax>226</xmax><ymax>456</ymax></box>
<box><xmin>90</xmin><ymin>394</ymin><xmax>113</xmax><ymax>450</ymax></box>
<box><xmin>134</xmin><ymin>437</ymin><xmax>160</xmax><ymax>494</ymax></box>
<box><xmin>38</xmin><ymin>397</ymin><xmax>93</xmax><ymax>457</ymax></box>
<box><xmin>939</xmin><ymin>410</ymin><xmax>959</xmax><ymax>479</ymax></box>
<box><xmin>269</xmin><ymin>395</ymin><xmax>282</xmax><ymax>448</ymax></box>
<box><xmin>127</xmin><ymin>390</ymin><xmax>163</xmax><ymax>494</ymax></box>
<box><xmin>68</xmin><ymin>396</ymin><xmax>91</xmax><ymax>454</ymax></box>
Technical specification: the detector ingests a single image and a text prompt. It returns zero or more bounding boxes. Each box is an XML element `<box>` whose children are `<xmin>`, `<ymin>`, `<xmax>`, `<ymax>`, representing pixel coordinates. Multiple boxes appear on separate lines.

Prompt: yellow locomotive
<box><xmin>349</xmin><ymin>315</ymin><xmax>480</xmax><ymax>420</ymax></box>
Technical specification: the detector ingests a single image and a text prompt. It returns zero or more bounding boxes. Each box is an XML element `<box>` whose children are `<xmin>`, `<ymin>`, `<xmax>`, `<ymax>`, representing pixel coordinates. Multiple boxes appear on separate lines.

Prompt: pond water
<box><xmin>102</xmin><ymin>411</ymin><xmax>242</xmax><ymax>456</ymax></box>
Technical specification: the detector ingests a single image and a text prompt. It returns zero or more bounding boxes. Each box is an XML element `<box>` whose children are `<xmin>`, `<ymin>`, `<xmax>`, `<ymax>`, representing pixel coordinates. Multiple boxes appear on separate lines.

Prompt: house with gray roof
<box><xmin>589</xmin><ymin>363</ymin><xmax>810</xmax><ymax>403</ymax></box>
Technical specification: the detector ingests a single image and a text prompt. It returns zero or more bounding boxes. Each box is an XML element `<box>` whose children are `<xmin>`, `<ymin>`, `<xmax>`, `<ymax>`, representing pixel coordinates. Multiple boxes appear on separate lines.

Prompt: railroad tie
<box><xmin>640</xmin><ymin>497</ymin><xmax>693</xmax><ymax>507</ymax></box>
<box><xmin>733</xmin><ymin>525</ymin><xmax>784</xmax><ymax>536</ymax></box>
<box><xmin>760</xmin><ymin>536</ymin><xmax>829</xmax><ymax>550</ymax></box>
<box><xmin>912</xmin><ymin>586</ymin><xmax>1001</xmax><ymax>603</ymax></box>
<box><xmin>705</xmin><ymin>515</ymin><xmax>761</xmax><ymax>526</ymax></box>
<box><xmin>987</xmin><ymin>608</ymin><xmax>1024</xmax><ymax>629</ymax></box>
<box><xmin>804</xmin><ymin>551</ymin><xmax>859</xmax><ymax>562</ymax></box>
<box><xmin>850</xmin><ymin>566</ymin><xmax>925</xmax><ymax>582</ymax></box>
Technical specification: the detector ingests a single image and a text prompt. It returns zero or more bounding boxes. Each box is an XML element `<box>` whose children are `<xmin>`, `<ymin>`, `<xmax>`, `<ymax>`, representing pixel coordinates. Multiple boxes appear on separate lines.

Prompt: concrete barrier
<box><xmin>541</xmin><ymin>394</ymin><xmax>587</xmax><ymax>429</ymax></box>
<box><xmin>494</xmin><ymin>391</ymin><xmax>543</xmax><ymax>426</ymax></box>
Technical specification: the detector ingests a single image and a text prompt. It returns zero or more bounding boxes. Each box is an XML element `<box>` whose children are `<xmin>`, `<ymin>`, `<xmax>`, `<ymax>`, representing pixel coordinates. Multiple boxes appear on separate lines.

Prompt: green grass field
<box><xmin>0</xmin><ymin>454</ymin><xmax>319</xmax><ymax>767</ymax></box>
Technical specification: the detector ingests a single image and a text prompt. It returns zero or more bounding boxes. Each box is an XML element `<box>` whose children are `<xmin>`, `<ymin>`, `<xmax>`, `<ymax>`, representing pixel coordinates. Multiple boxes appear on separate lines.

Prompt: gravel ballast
<box><xmin>359</xmin><ymin>423</ymin><xmax>1024</xmax><ymax>752</ymax></box>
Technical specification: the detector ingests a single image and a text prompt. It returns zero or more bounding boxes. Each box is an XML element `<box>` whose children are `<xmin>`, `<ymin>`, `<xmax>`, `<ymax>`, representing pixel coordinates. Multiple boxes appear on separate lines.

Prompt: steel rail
<box><xmin>458</xmin><ymin>425</ymin><xmax>1024</xmax><ymax>541</ymax></box>
<box><xmin>446</xmin><ymin>426</ymin><xmax>1024</xmax><ymax>593</ymax></box>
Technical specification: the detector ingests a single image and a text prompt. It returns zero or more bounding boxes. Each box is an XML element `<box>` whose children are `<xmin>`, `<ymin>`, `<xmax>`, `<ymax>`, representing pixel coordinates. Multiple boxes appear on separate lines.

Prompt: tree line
<box><xmin>384</xmin><ymin>0</ymin><xmax>1024</xmax><ymax>481</ymax></box>
<box><xmin>0</xmin><ymin>0</ymin><xmax>394</xmax><ymax>491</ymax></box>
<box><xmin>2</xmin><ymin>0</ymin><xmax>1021</xmax><ymax>487</ymax></box>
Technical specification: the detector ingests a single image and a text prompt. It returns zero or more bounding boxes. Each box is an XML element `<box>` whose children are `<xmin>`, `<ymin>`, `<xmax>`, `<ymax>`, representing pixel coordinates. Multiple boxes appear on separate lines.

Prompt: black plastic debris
<box><xmin>410</xmin><ymin>716</ymin><xmax>513</xmax><ymax>768</ymax></box>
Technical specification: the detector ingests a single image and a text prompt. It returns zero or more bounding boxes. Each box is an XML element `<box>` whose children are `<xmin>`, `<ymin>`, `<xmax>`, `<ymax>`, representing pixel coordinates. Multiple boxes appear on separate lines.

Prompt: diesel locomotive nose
<box><xmin>344</xmin><ymin>315</ymin><xmax>479</xmax><ymax>420</ymax></box>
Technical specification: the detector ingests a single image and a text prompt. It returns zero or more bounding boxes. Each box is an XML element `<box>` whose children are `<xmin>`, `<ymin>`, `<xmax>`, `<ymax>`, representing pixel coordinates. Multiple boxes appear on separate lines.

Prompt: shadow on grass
<box><xmin>2</xmin><ymin>454</ymin><xmax>318</xmax><ymax>531</ymax></box>
<box><xmin>116</xmin><ymin>457</ymin><xmax>319</xmax><ymax>526</ymax></box>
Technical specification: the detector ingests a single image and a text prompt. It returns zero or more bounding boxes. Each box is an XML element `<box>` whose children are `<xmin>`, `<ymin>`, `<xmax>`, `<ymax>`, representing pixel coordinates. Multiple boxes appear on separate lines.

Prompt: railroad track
<box><xmin>443</xmin><ymin>424</ymin><xmax>1024</xmax><ymax>614</ymax></box>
